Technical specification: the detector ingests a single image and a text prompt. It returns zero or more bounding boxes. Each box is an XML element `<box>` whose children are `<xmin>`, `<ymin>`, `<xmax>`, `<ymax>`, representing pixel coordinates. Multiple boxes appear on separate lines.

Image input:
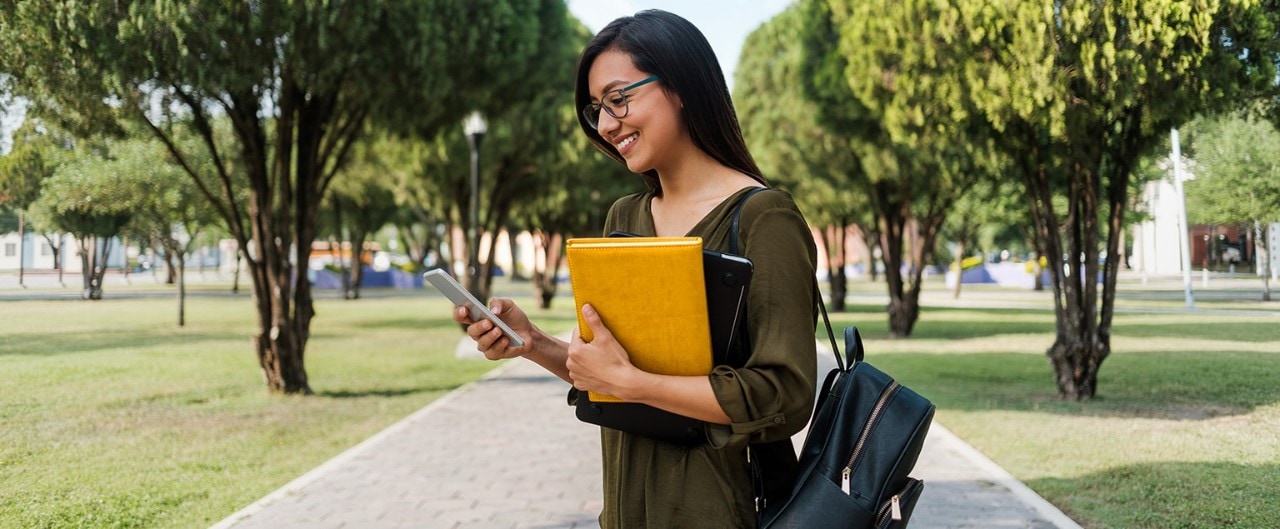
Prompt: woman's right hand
<box><xmin>453</xmin><ymin>298</ymin><xmax>533</xmax><ymax>360</ymax></box>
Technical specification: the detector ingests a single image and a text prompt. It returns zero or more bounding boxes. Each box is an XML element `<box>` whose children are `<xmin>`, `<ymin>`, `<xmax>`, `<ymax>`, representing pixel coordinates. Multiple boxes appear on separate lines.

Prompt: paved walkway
<box><xmin>211</xmin><ymin>343</ymin><xmax>1082</xmax><ymax>529</ymax></box>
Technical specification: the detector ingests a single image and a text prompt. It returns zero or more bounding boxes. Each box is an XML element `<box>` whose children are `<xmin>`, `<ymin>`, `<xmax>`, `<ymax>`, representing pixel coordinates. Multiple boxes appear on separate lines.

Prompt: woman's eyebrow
<box><xmin>597</xmin><ymin>80</ymin><xmax>628</xmax><ymax>96</ymax></box>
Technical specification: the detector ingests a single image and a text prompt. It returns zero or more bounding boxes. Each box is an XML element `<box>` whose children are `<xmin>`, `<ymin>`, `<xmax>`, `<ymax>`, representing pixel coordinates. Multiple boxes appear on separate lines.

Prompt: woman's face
<box><xmin>586</xmin><ymin>49</ymin><xmax>687</xmax><ymax>175</ymax></box>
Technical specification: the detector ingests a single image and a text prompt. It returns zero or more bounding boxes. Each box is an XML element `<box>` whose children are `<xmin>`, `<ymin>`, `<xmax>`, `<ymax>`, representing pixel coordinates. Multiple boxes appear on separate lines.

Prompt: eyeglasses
<box><xmin>582</xmin><ymin>75</ymin><xmax>660</xmax><ymax>130</ymax></box>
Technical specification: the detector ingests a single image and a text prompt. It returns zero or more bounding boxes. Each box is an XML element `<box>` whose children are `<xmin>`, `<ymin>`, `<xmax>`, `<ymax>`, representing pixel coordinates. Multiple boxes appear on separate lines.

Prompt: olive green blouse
<box><xmin>594</xmin><ymin>187</ymin><xmax>818</xmax><ymax>528</ymax></box>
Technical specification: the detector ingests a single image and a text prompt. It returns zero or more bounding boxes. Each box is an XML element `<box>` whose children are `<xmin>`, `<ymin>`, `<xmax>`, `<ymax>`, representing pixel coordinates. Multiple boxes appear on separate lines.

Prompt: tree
<box><xmin>0</xmin><ymin>120</ymin><xmax>71</xmax><ymax>279</ymax></box>
<box><xmin>113</xmin><ymin>135</ymin><xmax>220</xmax><ymax>325</ymax></box>
<box><xmin>29</xmin><ymin>145</ymin><xmax>134</xmax><ymax>300</ymax></box>
<box><xmin>968</xmin><ymin>0</ymin><xmax>1273</xmax><ymax>399</ymax></box>
<box><xmin>517</xmin><ymin>126</ymin><xmax>638</xmax><ymax>308</ymax></box>
<box><xmin>797</xmin><ymin>0</ymin><xmax>1000</xmax><ymax>335</ymax></box>
<box><xmin>1</xmin><ymin>1</ymin><xmax>561</xmax><ymax>393</ymax></box>
<box><xmin>407</xmin><ymin>3</ymin><xmax>585</xmax><ymax>303</ymax></box>
<box><xmin>502</xmin><ymin>15</ymin><xmax>641</xmax><ymax>309</ymax></box>
<box><xmin>736</xmin><ymin>4</ymin><xmax>877</xmax><ymax>311</ymax></box>
<box><xmin>321</xmin><ymin>136</ymin><xmax>402</xmax><ymax>300</ymax></box>
<box><xmin>1185</xmin><ymin>113</ymin><xmax>1280</xmax><ymax>300</ymax></box>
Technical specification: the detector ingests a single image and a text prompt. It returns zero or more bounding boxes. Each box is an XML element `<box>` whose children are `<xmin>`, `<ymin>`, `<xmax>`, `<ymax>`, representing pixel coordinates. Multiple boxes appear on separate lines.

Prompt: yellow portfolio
<box><xmin>565</xmin><ymin>237</ymin><xmax>712</xmax><ymax>402</ymax></box>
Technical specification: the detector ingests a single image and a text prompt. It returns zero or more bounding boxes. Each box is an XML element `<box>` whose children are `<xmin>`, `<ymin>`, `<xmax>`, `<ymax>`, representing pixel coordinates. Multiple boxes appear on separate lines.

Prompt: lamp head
<box><xmin>463</xmin><ymin>111</ymin><xmax>487</xmax><ymax>137</ymax></box>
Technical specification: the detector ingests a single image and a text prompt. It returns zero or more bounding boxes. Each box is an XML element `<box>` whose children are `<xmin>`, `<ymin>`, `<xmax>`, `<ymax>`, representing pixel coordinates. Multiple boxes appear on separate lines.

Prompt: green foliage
<box><xmin>0</xmin><ymin>0</ymin><xmax>566</xmax><ymax>390</ymax></box>
<box><xmin>516</xmin><ymin>14</ymin><xmax>640</xmax><ymax>240</ymax></box>
<box><xmin>0</xmin><ymin>120</ymin><xmax>69</xmax><ymax>211</ymax></box>
<box><xmin>1184</xmin><ymin>114</ymin><xmax>1280</xmax><ymax>224</ymax></box>
<box><xmin>790</xmin><ymin>0</ymin><xmax>1008</xmax><ymax>334</ymax></box>
<box><xmin>30</xmin><ymin>146</ymin><xmax>135</xmax><ymax>239</ymax></box>
<box><xmin>735</xmin><ymin>5</ymin><xmax>869</xmax><ymax>228</ymax></box>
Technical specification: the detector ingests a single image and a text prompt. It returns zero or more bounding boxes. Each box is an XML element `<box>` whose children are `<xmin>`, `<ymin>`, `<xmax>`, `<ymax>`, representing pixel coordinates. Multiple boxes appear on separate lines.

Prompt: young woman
<box><xmin>455</xmin><ymin>10</ymin><xmax>818</xmax><ymax>528</ymax></box>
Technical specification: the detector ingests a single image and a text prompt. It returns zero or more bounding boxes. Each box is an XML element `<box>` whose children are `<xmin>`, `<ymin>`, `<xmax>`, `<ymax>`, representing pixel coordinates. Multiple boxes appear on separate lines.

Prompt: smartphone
<box><xmin>423</xmin><ymin>269</ymin><xmax>525</xmax><ymax>347</ymax></box>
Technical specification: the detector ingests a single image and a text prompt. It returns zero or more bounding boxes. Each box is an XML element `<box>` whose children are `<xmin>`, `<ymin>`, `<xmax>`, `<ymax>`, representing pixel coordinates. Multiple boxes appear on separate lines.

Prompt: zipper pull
<box><xmin>840</xmin><ymin>468</ymin><xmax>851</xmax><ymax>495</ymax></box>
<box><xmin>890</xmin><ymin>495</ymin><xmax>902</xmax><ymax>520</ymax></box>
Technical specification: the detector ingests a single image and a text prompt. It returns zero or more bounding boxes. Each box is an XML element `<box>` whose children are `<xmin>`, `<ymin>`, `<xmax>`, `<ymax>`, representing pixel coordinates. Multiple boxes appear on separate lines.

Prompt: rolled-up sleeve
<box><xmin>706</xmin><ymin>197</ymin><xmax>818</xmax><ymax>449</ymax></box>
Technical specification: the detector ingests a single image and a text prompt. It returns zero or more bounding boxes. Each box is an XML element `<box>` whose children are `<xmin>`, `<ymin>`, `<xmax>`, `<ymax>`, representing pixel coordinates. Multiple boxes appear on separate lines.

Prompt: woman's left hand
<box><xmin>566</xmin><ymin>303</ymin><xmax>641</xmax><ymax>398</ymax></box>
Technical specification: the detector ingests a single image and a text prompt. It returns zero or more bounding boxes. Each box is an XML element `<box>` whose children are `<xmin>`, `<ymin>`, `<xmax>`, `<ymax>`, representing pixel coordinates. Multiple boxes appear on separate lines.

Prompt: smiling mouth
<box><xmin>616</xmin><ymin>133</ymin><xmax>637</xmax><ymax>150</ymax></box>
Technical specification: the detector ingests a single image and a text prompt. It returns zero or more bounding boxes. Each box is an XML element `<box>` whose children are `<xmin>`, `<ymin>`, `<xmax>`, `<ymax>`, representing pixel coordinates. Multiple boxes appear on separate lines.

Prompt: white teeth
<box><xmin>618</xmin><ymin>134</ymin><xmax>636</xmax><ymax>149</ymax></box>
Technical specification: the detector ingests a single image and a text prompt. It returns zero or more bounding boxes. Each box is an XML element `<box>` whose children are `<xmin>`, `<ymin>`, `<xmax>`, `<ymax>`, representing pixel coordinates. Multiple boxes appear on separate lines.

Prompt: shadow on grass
<box><xmin>876</xmin><ymin>349</ymin><xmax>1280</xmax><ymax>420</ymax></box>
<box><xmin>0</xmin><ymin>330</ymin><xmax>236</xmax><ymax>357</ymax></box>
<box><xmin>825</xmin><ymin>306</ymin><xmax>1280</xmax><ymax>342</ymax></box>
<box><xmin>1028</xmin><ymin>461</ymin><xmax>1280</xmax><ymax>528</ymax></box>
<box><xmin>317</xmin><ymin>385</ymin><xmax>459</xmax><ymax>399</ymax></box>
<box><xmin>324</xmin><ymin>316</ymin><xmax>465</xmax><ymax>332</ymax></box>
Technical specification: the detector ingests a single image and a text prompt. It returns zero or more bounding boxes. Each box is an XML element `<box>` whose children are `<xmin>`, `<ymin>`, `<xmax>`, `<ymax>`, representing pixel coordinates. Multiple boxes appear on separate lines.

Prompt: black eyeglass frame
<box><xmin>582</xmin><ymin>75</ymin><xmax>661</xmax><ymax>130</ymax></box>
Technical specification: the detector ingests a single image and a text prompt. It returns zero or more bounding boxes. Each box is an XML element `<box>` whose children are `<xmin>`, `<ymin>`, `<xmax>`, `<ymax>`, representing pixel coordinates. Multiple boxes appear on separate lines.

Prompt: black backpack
<box><xmin>761</xmin><ymin>326</ymin><xmax>935</xmax><ymax>529</ymax></box>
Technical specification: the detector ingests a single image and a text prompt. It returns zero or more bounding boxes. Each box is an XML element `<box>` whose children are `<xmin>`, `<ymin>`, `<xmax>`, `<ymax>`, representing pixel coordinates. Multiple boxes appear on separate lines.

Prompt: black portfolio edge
<box><xmin>569</xmin><ymin>231</ymin><xmax>753</xmax><ymax>444</ymax></box>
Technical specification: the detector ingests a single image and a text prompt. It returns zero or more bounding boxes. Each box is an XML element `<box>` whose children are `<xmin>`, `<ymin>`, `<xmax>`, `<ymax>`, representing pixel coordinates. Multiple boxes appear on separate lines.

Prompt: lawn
<box><xmin>0</xmin><ymin>282</ymin><xmax>578</xmax><ymax>529</ymax></box>
<box><xmin>1</xmin><ymin>275</ymin><xmax>1277</xmax><ymax>528</ymax></box>
<box><xmin>826</xmin><ymin>277</ymin><xmax>1280</xmax><ymax>529</ymax></box>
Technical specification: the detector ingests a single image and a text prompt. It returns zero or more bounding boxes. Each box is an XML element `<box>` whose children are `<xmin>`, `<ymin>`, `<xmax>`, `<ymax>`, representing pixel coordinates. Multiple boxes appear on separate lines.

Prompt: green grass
<box><xmin>0</xmin><ymin>284</ymin><xmax>577</xmax><ymax>529</ymax></box>
<box><xmin>825</xmin><ymin>288</ymin><xmax>1280</xmax><ymax>529</ymax></box>
<box><xmin>2</xmin><ymin>276</ymin><xmax>1278</xmax><ymax>528</ymax></box>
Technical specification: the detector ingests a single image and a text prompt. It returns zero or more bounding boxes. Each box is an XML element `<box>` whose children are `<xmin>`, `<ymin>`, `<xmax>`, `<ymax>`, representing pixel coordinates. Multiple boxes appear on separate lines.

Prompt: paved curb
<box><xmin>920</xmin><ymin>423</ymin><xmax>1082</xmax><ymax>529</ymax></box>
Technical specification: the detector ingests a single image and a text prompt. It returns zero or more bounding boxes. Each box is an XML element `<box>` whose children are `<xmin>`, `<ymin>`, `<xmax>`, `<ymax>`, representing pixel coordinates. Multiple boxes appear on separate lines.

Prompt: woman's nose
<box><xmin>597</xmin><ymin>109</ymin><xmax>622</xmax><ymax>136</ymax></box>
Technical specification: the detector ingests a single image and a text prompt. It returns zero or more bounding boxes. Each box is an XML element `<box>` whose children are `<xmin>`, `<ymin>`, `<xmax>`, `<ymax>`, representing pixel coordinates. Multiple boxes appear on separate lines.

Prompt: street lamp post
<box><xmin>463</xmin><ymin>111</ymin><xmax>487</xmax><ymax>293</ymax></box>
<box><xmin>1171</xmin><ymin>128</ymin><xmax>1195</xmax><ymax>309</ymax></box>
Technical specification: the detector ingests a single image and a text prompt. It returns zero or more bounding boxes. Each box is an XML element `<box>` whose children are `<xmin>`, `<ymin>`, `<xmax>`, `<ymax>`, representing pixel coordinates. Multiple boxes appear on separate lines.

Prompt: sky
<box><xmin>566</xmin><ymin>0</ymin><xmax>792</xmax><ymax>91</ymax></box>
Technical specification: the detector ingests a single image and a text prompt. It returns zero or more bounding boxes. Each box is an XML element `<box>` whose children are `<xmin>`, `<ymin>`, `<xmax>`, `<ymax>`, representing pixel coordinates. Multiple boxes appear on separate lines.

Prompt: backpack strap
<box><xmin>728</xmin><ymin>186</ymin><xmax>842</xmax><ymax>371</ymax></box>
<box><xmin>729</xmin><ymin>187</ymin><xmax>770</xmax><ymax>255</ymax></box>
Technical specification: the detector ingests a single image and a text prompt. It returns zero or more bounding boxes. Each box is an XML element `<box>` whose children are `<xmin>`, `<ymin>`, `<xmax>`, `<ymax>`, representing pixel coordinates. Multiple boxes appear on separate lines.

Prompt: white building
<box><xmin>1133</xmin><ymin>168</ymin><xmax>1280</xmax><ymax>280</ymax></box>
<box><xmin>0</xmin><ymin>231</ymin><xmax>124</xmax><ymax>272</ymax></box>
<box><xmin>1132</xmin><ymin>176</ymin><xmax>1187</xmax><ymax>276</ymax></box>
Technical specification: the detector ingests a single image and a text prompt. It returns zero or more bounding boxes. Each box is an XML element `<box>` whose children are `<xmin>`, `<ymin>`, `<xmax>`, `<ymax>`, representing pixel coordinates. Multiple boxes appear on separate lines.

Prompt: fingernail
<box><xmin>582</xmin><ymin>304</ymin><xmax>595</xmax><ymax>317</ymax></box>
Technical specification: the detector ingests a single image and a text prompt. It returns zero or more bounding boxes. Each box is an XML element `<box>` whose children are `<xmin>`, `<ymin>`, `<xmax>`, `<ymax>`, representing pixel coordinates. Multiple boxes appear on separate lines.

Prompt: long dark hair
<box><xmin>574</xmin><ymin>9</ymin><xmax>767</xmax><ymax>193</ymax></box>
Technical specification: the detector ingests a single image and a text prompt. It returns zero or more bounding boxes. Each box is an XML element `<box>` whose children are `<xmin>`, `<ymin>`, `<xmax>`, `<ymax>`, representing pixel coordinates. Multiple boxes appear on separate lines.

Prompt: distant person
<box><xmin>454</xmin><ymin>9</ymin><xmax>818</xmax><ymax>528</ymax></box>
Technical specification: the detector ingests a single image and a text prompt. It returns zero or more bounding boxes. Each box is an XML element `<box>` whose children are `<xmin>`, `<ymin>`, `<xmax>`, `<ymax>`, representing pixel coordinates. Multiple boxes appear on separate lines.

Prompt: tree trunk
<box><xmin>164</xmin><ymin>250</ymin><xmax>178</xmax><ymax>285</ymax></box>
<box><xmin>821</xmin><ymin>223</ymin><xmax>849</xmax><ymax>311</ymax></box>
<box><xmin>232</xmin><ymin>252</ymin><xmax>242</xmax><ymax>294</ymax></box>
<box><xmin>332</xmin><ymin>238</ymin><xmax>350</xmax><ymax>298</ymax></box>
<box><xmin>1018</xmin><ymin>118</ymin><xmax>1126</xmax><ymax>401</ymax></box>
<box><xmin>877</xmin><ymin>190</ymin><xmax>915</xmax><ymax>338</ymax></box>
<box><xmin>177</xmin><ymin>253</ymin><xmax>187</xmax><ymax>327</ymax></box>
<box><xmin>245</xmin><ymin>199</ymin><xmax>314</xmax><ymax>394</ymax></box>
<box><xmin>533</xmin><ymin>230</ymin><xmax>563</xmax><ymax>309</ymax></box>
<box><xmin>56</xmin><ymin>234</ymin><xmax>65</xmax><ymax>286</ymax></box>
<box><xmin>1046</xmin><ymin>338</ymin><xmax>1107</xmax><ymax>400</ymax></box>
<box><xmin>17</xmin><ymin>211</ymin><xmax>25</xmax><ymax>287</ymax></box>
<box><xmin>348</xmin><ymin>232</ymin><xmax>367</xmax><ymax>300</ymax></box>
<box><xmin>42</xmin><ymin>233</ymin><xmax>62</xmax><ymax>272</ymax></box>
<box><xmin>856</xmin><ymin>224</ymin><xmax>881</xmax><ymax>283</ymax></box>
<box><xmin>79</xmin><ymin>235</ymin><xmax>111</xmax><ymax>300</ymax></box>
<box><xmin>1257</xmin><ymin>222</ymin><xmax>1271</xmax><ymax>302</ymax></box>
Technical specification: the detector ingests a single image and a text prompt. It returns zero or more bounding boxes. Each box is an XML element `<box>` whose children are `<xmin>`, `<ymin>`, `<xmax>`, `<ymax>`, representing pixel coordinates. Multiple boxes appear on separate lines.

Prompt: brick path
<box><xmin>210</xmin><ymin>344</ymin><xmax>1081</xmax><ymax>529</ymax></box>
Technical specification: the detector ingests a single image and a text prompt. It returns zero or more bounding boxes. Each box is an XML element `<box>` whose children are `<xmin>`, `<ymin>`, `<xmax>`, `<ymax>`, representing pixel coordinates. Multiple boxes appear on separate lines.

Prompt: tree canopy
<box><xmin>0</xmin><ymin>0</ymin><xmax>569</xmax><ymax>393</ymax></box>
<box><xmin>736</xmin><ymin>0</ymin><xmax>1278</xmax><ymax>398</ymax></box>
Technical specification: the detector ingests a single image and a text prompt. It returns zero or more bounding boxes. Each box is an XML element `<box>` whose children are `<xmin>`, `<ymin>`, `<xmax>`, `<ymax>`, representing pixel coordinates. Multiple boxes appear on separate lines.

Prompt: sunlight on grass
<box><xmin>2</xmin><ymin>275</ymin><xmax>1277</xmax><ymax>528</ymax></box>
<box><xmin>837</xmin><ymin>301</ymin><xmax>1280</xmax><ymax>529</ymax></box>
<box><xmin>0</xmin><ymin>285</ymin><xmax>577</xmax><ymax>529</ymax></box>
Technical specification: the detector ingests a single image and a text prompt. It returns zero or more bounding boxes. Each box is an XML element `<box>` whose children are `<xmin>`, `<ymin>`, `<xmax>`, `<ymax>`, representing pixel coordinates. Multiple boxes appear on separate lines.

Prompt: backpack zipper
<box><xmin>840</xmin><ymin>380</ymin><xmax>901</xmax><ymax>495</ymax></box>
<box><xmin>874</xmin><ymin>493</ymin><xmax>903</xmax><ymax>526</ymax></box>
